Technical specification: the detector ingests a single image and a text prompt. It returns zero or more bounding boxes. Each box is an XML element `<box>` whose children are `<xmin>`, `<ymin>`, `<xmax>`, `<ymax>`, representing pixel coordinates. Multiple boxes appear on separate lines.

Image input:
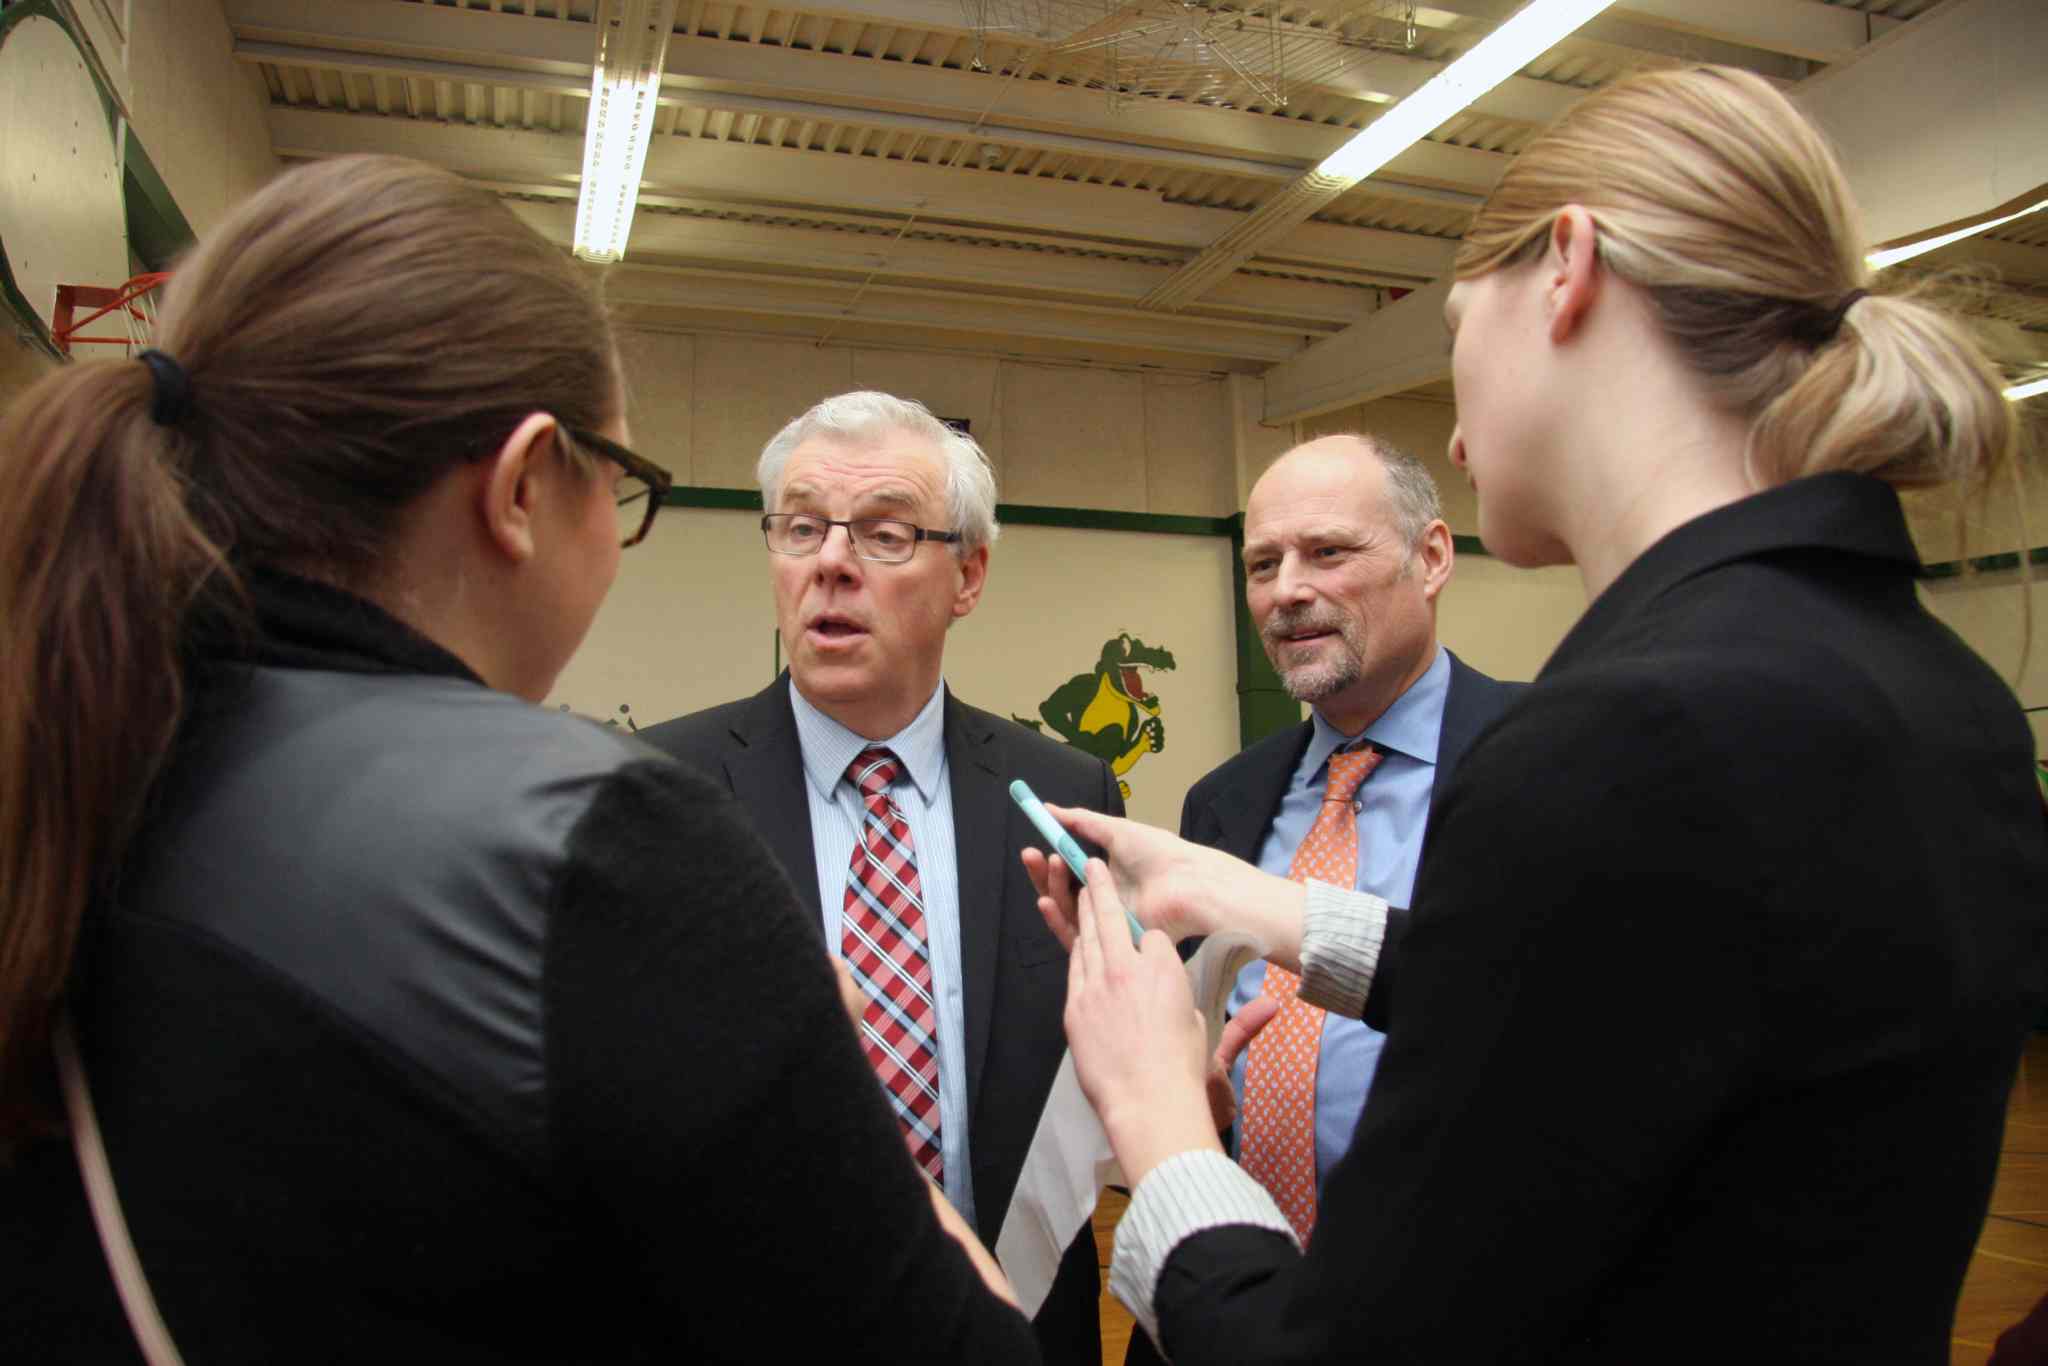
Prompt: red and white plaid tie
<box><xmin>1239</xmin><ymin>743</ymin><xmax>1384</xmax><ymax>1244</ymax></box>
<box><xmin>841</xmin><ymin>747</ymin><xmax>943</xmax><ymax>1182</ymax></box>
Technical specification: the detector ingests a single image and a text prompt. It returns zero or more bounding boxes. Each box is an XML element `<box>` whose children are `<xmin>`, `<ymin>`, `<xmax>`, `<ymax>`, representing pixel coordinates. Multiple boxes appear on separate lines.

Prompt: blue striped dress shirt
<box><xmin>1228</xmin><ymin>644</ymin><xmax>1450</xmax><ymax>1193</ymax></box>
<box><xmin>789</xmin><ymin>682</ymin><xmax>976</xmax><ymax>1228</ymax></box>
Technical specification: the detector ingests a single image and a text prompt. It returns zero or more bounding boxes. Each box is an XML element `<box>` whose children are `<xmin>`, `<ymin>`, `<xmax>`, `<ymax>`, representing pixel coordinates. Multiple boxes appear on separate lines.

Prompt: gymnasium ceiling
<box><xmin>218</xmin><ymin>0</ymin><xmax>2045</xmax><ymax>404</ymax></box>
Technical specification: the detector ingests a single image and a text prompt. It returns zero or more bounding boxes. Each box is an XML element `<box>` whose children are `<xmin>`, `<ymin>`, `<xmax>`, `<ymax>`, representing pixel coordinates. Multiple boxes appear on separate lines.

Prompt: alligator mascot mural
<box><xmin>1015</xmin><ymin>633</ymin><xmax>1177</xmax><ymax>799</ymax></box>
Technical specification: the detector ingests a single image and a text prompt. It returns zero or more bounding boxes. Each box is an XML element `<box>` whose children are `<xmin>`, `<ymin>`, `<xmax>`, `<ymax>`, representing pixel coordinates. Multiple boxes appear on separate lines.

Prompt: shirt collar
<box><xmin>1301</xmin><ymin>643</ymin><xmax>1449</xmax><ymax>785</ymax></box>
<box><xmin>790</xmin><ymin>679</ymin><xmax>949</xmax><ymax>807</ymax></box>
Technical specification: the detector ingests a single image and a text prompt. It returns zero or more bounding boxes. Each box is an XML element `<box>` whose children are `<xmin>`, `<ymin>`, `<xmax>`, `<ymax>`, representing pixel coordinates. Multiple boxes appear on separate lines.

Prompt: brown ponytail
<box><xmin>0</xmin><ymin>362</ymin><xmax>227</xmax><ymax>1141</ymax></box>
<box><xmin>0</xmin><ymin>155</ymin><xmax>620</xmax><ymax>1142</ymax></box>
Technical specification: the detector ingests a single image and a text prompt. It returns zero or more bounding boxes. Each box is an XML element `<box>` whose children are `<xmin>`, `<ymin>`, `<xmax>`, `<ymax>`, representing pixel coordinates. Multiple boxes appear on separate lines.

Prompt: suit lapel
<box><xmin>1435</xmin><ymin>650</ymin><xmax>1505</xmax><ymax>790</ymax></box>
<box><xmin>944</xmin><ymin>693</ymin><xmax>1006</xmax><ymax>1120</ymax></box>
<box><xmin>724</xmin><ymin>676</ymin><xmax>825</xmax><ymax>927</ymax></box>
<box><xmin>1209</xmin><ymin>722</ymin><xmax>1311</xmax><ymax>861</ymax></box>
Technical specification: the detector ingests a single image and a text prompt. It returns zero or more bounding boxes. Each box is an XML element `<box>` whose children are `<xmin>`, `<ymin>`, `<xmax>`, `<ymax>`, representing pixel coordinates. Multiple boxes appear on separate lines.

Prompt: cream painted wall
<box><xmin>954</xmin><ymin>524</ymin><xmax>1240</xmax><ymax>828</ymax></box>
<box><xmin>1920</xmin><ymin>570</ymin><xmax>2048</xmax><ymax>754</ymax></box>
<box><xmin>610</xmin><ymin>327</ymin><xmax>1243</xmax><ymax>517</ymax></box>
<box><xmin>123</xmin><ymin>0</ymin><xmax>277</xmax><ymax>240</ymax></box>
<box><xmin>546</xmin><ymin>511</ymin><xmax>1241</xmax><ymax>829</ymax></box>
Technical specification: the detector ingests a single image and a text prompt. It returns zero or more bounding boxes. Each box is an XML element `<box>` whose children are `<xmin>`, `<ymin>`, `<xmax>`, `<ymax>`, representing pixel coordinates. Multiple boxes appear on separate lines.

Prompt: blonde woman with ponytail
<box><xmin>0</xmin><ymin>157</ymin><xmax>1031</xmax><ymax>1362</ymax></box>
<box><xmin>1024</xmin><ymin>66</ymin><xmax>2048</xmax><ymax>1364</ymax></box>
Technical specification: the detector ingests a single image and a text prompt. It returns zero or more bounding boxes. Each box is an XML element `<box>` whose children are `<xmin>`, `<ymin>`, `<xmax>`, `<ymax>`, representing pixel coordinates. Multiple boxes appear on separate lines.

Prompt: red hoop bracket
<box><xmin>51</xmin><ymin>273</ymin><xmax>172</xmax><ymax>355</ymax></box>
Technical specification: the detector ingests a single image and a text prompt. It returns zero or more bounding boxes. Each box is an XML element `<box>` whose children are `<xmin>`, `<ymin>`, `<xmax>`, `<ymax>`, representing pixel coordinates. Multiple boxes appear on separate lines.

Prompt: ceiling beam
<box><xmin>222</xmin><ymin>0</ymin><xmax>592</xmax><ymax>74</ymax></box>
<box><xmin>268</xmin><ymin>105</ymin><xmax>1460</xmax><ymax>278</ymax></box>
<box><xmin>224</xmin><ymin>0</ymin><xmax>1514</xmax><ymax>198</ymax></box>
<box><xmin>1609</xmin><ymin>0</ymin><xmax>1900</xmax><ymax>65</ymax></box>
<box><xmin>1795</xmin><ymin>0</ymin><xmax>2048</xmax><ymax>248</ymax></box>
<box><xmin>592</xmin><ymin>261</ymin><xmax>1311</xmax><ymax>363</ymax></box>
<box><xmin>663</xmin><ymin>40</ymin><xmax>1510</xmax><ymax>192</ymax></box>
<box><xmin>238</xmin><ymin>38</ymin><xmax>1304</xmax><ymax>184</ymax></box>
<box><xmin>1260</xmin><ymin>278</ymin><xmax>1451</xmax><ymax>423</ymax></box>
<box><xmin>711</xmin><ymin>0</ymin><xmax>1584</xmax><ymax>124</ymax></box>
<box><xmin>1917</xmin><ymin>235</ymin><xmax>2048</xmax><ymax>290</ymax></box>
<box><xmin>503</xmin><ymin>197</ymin><xmax>1376</xmax><ymax>325</ymax></box>
<box><xmin>1406</xmin><ymin>0</ymin><xmax>1813</xmax><ymax>79</ymax></box>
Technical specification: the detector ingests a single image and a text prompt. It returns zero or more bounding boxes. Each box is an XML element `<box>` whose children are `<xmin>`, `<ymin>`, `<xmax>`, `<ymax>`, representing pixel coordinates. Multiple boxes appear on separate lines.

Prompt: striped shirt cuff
<box><xmin>1297</xmin><ymin>879</ymin><xmax>1387</xmax><ymax>1018</ymax></box>
<box><xmin>1109</xmin><ymin>1149</ymin><xmax>1299</xmax><ymax>1348</ymax></box>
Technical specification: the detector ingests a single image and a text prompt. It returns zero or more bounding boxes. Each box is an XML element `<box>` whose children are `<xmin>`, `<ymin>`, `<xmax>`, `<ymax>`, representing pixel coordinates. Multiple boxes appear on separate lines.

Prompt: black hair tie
<box><xmin>1793</xmin><ymin>289</ymin><xmax>1868</xmax><ymax>347</ymax></box>
<box><xmin>136</xmin><ymin>348</ymin><xmax>191</xmax><ymax>427</ymax></box>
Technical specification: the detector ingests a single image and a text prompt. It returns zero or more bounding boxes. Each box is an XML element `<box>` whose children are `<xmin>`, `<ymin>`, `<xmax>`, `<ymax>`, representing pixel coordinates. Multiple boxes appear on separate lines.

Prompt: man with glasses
<box><xmin>640</xmin><ymin>391</ymin><xmax>1121</xmax><ymax>1365</ymax></box>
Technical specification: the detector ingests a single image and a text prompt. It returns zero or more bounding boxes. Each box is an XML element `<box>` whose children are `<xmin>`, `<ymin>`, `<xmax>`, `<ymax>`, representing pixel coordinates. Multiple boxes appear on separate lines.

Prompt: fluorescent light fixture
<box><xmin>2005</xmin><ymin>375</ymin><xmax>2048</xmax><ymax>402</ymax></box>
<box><xmin>1314</xmin><ymin>0</ymin><xmax>1618</xmax><ymax>183</ymax></box>
<box><xmin>1866</xmin><ymin>198</ymin><xmax>2048</xmax><ymax>271</ymax></box>
<box><xmin>573</xmin><ymin>0</ymin><xmax>679</xmax><ymax>263</ymax></box>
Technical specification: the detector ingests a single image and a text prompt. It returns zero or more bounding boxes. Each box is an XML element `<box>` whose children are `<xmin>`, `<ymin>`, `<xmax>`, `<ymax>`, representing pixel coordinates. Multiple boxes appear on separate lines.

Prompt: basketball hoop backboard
<box><xmin>51</xmin><ymin>272</ymin><xmax>168</xmax><ymax>356</ymax></box>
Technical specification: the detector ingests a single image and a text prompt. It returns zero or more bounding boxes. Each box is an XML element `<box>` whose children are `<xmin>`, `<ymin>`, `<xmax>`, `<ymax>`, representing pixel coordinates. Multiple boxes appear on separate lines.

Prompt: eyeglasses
<box><xmin>761</xmin><ymin>513</ymin><xmax>962</xmax><ymax>564</ymax></box>
<box><xmin>564</xmin><ymin>426</ymin><xmax>673</xmax><ymax>548</ymax></box>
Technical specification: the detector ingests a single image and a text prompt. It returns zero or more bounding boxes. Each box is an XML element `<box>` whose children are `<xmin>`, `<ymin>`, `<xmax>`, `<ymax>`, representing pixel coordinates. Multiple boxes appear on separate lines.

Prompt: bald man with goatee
<box><xmin>1174</xmin><ymin>434</ymin><xmax>1522</xmax><ymax>1269</ymax></box>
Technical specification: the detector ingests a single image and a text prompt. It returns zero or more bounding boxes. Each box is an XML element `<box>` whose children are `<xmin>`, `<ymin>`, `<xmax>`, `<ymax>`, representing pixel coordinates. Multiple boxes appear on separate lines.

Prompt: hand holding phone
<box><xmin>1009</xmin><ymin>779</ymin><xmax>1146</xmax><ymax>947</ymax></box>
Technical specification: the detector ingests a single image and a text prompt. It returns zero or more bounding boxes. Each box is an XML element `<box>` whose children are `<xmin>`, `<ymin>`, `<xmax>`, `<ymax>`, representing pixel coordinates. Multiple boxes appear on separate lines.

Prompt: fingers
<box><xmin>1042</xmin><ymin>801</ymin><xmax>1116</xmax><ymax>850</ymax></box>
<box><xmin>1023</xmin><ymin>847</ymin><xmax>1079</xmax><ymax>952</ymax></box>
<box><xmin>1068</xmin><ymin>879</ymin><xmax>1097</xmax><ymax>1000</ymax></box>
<box><xmin>1214</xmin><ymin>994</ymin><xmax>1279</xmax><ymax>1072</ymax></box>
<box><xmin>1083</xmin><ymin>858</ymin><xmax>1138</xmax><ymax>962</ymax></box>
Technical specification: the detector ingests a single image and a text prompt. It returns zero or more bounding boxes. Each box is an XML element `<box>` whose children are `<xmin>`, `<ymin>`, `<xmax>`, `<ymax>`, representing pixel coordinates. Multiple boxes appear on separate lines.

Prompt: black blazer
<box><xmin>1151</xmin><ymin>474</ymin><xmax>2048</xmax><ymax>1365</ymax></box>
<box><xmin>637</xmin><ymin>676</ymin><xmax>1124</xmax><ymax>1365</ymax></box>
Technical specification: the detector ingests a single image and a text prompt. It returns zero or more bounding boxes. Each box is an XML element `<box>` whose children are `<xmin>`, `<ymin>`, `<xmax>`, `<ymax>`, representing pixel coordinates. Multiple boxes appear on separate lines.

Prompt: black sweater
<box><xmin>2</xmin><ymin>573</ymin><xmax>1038</xmax><ymax>1363</ymax></box>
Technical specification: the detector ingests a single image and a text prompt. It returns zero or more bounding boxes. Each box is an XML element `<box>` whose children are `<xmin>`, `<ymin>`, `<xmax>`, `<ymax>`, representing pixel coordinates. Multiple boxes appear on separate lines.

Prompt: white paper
<box><xmin>995</xmin><ymin>932</ymin><xmax>1267</xmax><ymax>1317</ymax></box>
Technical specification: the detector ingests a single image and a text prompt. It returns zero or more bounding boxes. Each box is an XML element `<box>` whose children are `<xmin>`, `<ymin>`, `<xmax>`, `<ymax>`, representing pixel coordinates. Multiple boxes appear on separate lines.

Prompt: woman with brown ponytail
<box><xmin>0</xmin><ymin>156</ymin><xmax>1034</xmax><ymax>1362</ymax></box>
<box><xmin>1025</xmin><ymin>66</ymin><xmax>2048</xmax><ymax>1364</ymax></box>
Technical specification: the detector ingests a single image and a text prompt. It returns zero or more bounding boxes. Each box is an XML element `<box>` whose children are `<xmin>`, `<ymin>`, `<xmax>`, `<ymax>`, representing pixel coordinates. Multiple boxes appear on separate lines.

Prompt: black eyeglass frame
<box><xmin>760</xmin><ymin>513</ymin><xmax>964</xmax><ymax>564</ymax></box>
<box><xmin>565</xmin><ymin>426</ymin><xmax>674</xmax><ymax>548</ymax></box>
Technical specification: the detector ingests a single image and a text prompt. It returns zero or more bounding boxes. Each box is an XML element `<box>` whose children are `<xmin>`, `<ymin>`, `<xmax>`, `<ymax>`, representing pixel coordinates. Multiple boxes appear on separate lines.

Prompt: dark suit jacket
<box><xmin>1177</xmin><ymin>649</ymin><xmax>1521</xmax><ymax>1036</ymax></box>
<box><xmin>1151</xmin><ymin>474</ymin><xmax>2048</xmax><ymax>1364</ymax></box>
<box><xmin>1179</xmin><ymin>647</ymin><xmax>1522</xmax><ymax>861</ymax></box>
<box><xmin>637</xmin><ymin>675</ymin><xmax>1124</xmax><ymax>1365</ymax></box>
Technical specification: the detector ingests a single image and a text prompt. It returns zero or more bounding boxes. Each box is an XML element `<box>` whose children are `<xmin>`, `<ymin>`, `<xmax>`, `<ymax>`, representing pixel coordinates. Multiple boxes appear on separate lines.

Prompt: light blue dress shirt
<box><xmin>1228</xmin><ymin>645</ymin><xmax>1450</xmax><ymax>1193</ymax></box>
<box><xmin>789</xmin><ymin>682</ymin><xmax>977</xmax><ymax>1228</ymax></box>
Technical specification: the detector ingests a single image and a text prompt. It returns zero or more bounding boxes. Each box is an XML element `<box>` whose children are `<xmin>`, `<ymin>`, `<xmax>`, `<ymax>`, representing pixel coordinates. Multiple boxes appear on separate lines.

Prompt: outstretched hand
<box><xmin>1060</xmin><ymin>859</ymin><xmax>1224</xmax><ymax>1186</ymax></box>
<box><xmin>1022</xmin><ymin>804</ymin><xmax>1309</xmax><ymax>972</ymax></box>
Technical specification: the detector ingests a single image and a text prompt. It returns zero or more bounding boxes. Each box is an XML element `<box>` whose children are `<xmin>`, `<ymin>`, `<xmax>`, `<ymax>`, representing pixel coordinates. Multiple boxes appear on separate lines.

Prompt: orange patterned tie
<box><xmin>1238</xmin><ymin>744</ymin><xmax>1384</xmax><ymax>1244</ymax></box>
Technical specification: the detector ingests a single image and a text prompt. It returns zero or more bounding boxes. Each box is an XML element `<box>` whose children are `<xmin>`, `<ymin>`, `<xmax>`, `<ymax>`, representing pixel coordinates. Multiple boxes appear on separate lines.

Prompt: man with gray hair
<box><xmin>1176</xmin><ymin>432</ymin><xmax>1520</xmax><ymax>1256</ymax></box>
<box><xmin>640</xmin><ymin>392</ymin><xmax>1119</xmax><ymax>1363</ymax></box>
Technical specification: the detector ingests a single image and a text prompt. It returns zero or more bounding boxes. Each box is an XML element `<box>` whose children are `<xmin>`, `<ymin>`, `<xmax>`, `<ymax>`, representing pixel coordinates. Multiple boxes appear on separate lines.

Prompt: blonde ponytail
<box><xmin>1457</xmin><ymin>65</ymin><xmax>2017</xmax><ymax>502</ymax></box>
<box><xmin>1750</xmin><ymin>289</ymin><xmax>2017</xmax><ymax>492</ymax></box>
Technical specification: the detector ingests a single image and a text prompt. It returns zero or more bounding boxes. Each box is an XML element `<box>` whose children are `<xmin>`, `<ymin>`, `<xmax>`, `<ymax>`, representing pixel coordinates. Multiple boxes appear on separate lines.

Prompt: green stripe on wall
<box><xmin>1920</xmin><ymin>545</ymin><xmax>2048</xmax><ymax>579</ymax></box>
<box><xmin>661</xmin><ymin>487</ymin><xmax>1498</xmax><ymax>750</ymax></box>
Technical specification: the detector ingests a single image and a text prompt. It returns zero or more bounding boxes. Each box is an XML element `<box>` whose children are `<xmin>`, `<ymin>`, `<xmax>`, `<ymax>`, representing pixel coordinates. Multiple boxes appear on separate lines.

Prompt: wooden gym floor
<box><xmin>1088</xmin><ymin>1033</ymin><xmax>2048</xmax><ymax>1364</ymax></box>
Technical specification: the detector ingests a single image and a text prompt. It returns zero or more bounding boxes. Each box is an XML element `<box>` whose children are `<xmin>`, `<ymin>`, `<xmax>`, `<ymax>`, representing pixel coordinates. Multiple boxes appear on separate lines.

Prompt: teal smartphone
<box><xmin>1009</xmin><ymin>779</ymin><xmax>1146</xmax><ymax>947</ymax></box>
